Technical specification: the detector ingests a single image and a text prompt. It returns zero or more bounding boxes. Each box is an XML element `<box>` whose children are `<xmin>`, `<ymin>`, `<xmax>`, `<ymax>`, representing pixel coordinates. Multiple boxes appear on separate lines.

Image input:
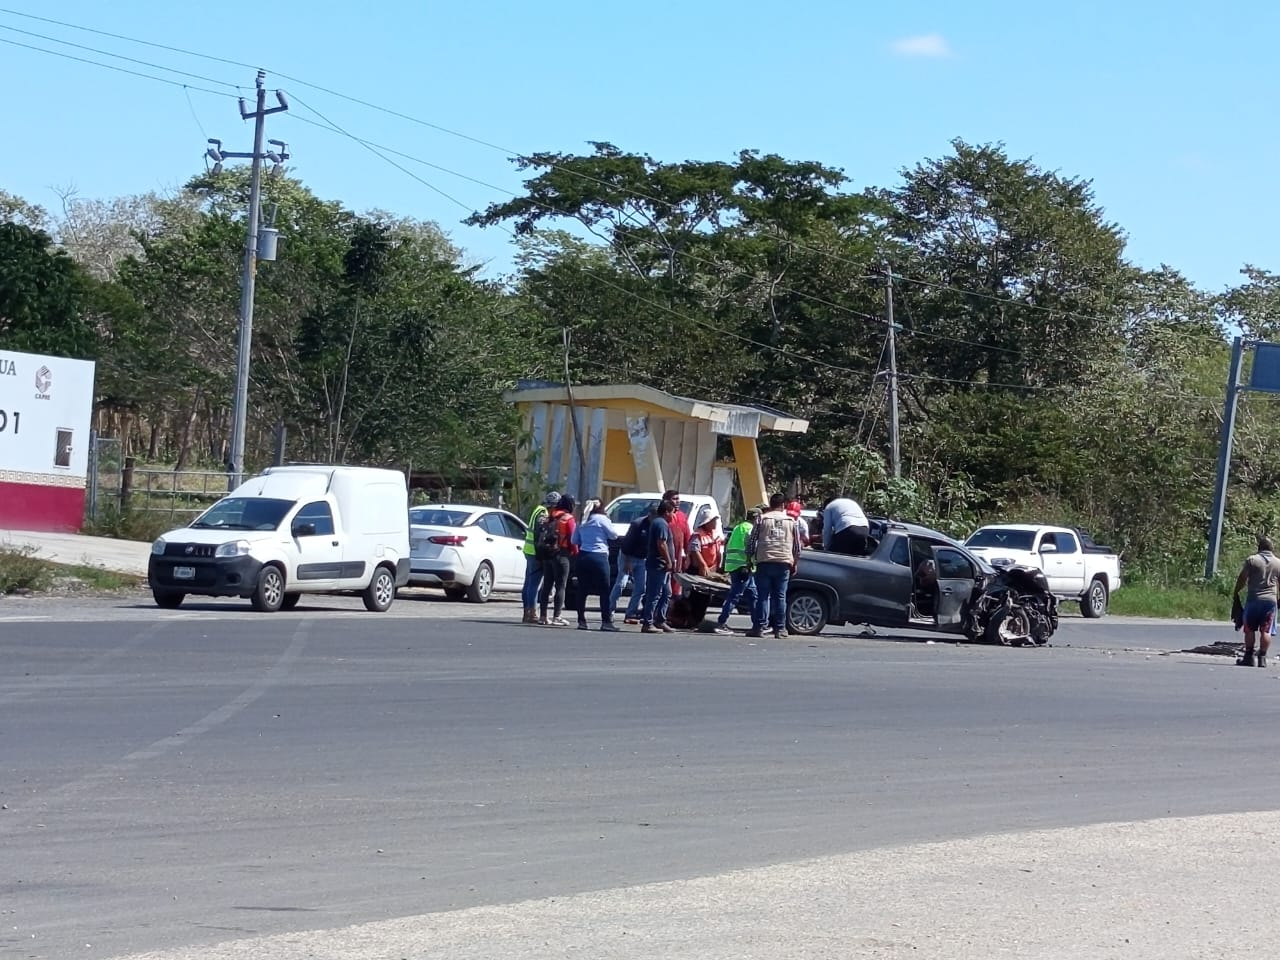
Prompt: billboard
<box><xmin>0</xmin><ymin>348</ymin><xmax>97</xmax><ymax>532</ymax></box>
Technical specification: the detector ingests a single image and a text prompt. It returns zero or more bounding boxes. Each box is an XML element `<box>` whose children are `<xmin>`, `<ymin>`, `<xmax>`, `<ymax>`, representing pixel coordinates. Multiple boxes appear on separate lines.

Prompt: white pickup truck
<box><xmin>963</xmin><ymin>524</ymin><xmax>1122</xmax><ymax>618</ymax></box>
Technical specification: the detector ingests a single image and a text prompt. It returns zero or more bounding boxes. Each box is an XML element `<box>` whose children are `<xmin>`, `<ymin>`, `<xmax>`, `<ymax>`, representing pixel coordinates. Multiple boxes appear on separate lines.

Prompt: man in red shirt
<box><xmin>664</xmin><ymin>489</ymin><xmax>690</xmax><ymax>596</ymax></box>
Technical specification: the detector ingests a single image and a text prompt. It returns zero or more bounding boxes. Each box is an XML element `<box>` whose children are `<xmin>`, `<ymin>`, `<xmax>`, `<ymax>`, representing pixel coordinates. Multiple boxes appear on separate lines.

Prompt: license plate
<box><xmin>173</xmin><ymin>565</ymin><xmax>196</xmax><ymax>580</ymax></box>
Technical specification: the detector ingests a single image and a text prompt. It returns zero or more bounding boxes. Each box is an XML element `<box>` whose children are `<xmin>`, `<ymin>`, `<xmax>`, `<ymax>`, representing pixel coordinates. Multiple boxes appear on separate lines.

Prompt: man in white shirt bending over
<box><xmin>822</xmin><ymin>497</ymin><xmax>870</xmax><ymax>556</ymax></box>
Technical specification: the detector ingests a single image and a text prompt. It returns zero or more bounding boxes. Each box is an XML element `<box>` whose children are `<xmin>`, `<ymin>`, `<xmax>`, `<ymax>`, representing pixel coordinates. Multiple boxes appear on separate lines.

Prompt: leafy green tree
<box><xmin>0</xmin><ymin>222</ymin><xmax>98</xmax><ymax>357</ymax></box>
<box><xmin>879</xmin><ymin>140</ymin><xmax>1130</xmax><ymax>391</ymax></box>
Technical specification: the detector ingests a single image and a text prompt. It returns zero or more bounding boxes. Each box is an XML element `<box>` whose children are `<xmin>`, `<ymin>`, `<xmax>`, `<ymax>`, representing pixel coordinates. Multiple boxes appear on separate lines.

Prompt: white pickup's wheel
<box><xmin>1081</xmin><ymin>578</ymin><xmax>1108</xmax><ymax>619</ymax></box>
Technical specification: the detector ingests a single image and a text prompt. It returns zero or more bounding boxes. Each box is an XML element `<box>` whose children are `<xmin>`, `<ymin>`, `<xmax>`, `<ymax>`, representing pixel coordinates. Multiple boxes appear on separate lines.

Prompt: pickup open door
<box><xmin>932</xmin><ymin>546</ymin><xmax>977</xmax><ymax>631</ymax></box>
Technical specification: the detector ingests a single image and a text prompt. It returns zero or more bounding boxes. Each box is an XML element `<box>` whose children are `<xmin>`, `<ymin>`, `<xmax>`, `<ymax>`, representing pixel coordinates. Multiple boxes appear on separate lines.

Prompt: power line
<box><xmin>0</xmin><ymin>21</ymin><xmax>240</xmax><ymax>88</ymax></box>
<box><xmin>0</xmin><ymin>35</ymin><xmax>235</xmax><ymax>98</ymax></box>
<box><xmin>182</xmin><ymin>85</ymin><xmax>210</xmax><ymax>140</ymax></box>
<box><xmin>0</xmin><ymin>6</ymin><xmax>258</xmax><ymax>69</ymax></box>
<box><xmin>288</xmin><ymin>96</ymin><xmax>474</xmax><ymax>214</ymax></box>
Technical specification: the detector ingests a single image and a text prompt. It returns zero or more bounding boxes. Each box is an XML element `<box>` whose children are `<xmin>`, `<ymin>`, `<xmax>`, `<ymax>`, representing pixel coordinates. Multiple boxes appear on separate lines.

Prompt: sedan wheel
<box><xmin>467</xmin><ymin>562</ymin><xmax>494</xmax><ymax>603</ymax></box>
<box><xmin>787</xmin><ymin>591</ymin><xmax>829</xmax><ymax>636</ymax></box>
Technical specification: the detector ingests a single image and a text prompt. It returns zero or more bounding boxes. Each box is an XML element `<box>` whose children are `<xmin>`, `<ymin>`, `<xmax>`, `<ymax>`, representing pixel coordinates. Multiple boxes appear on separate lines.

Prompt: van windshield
<box><xmin>607</xmin><ymin>498</ymin><xmax>693</xmax><ymax>525</ymax></box>
<box><xmin>191</xmin><ymin>497</ymin><xmax>295</xmax><ymax>531</ymax></box>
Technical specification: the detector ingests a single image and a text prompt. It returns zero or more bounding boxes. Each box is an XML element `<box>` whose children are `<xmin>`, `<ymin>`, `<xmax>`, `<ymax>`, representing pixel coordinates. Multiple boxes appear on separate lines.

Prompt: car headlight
<box><xmin>215</xmin><ymin>539</ymin><xmax>252</xmax><ymax>558</ymax></box>
<box><xmin>151</xmin><ymin>537</ymin><xmax>166</xmax><ymax>556</ymax></box>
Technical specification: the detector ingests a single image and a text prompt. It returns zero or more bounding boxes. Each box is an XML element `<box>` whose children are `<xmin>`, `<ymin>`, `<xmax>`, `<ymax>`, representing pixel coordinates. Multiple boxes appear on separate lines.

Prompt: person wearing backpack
<box><xmin>609</xmin><ymin>506</ymin><xmax>655</xmax><ymax>624</ymax></box>
<box><xmin>522</xmin><ymin>490</ymin><xmax>562</xmax><ymax>624</ymax></box>
<box><xmin>537</xmin><ymin>495</ymin><xmax>577</xmax><ymax>626</ymax></box>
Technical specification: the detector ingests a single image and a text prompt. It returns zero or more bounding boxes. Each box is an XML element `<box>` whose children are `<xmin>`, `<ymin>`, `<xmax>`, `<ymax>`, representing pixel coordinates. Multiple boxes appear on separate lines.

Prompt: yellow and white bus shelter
<box><xmin>504</xmin><ymin>381</ymin><xmax>808</xmax><ymax>516</ymax></box>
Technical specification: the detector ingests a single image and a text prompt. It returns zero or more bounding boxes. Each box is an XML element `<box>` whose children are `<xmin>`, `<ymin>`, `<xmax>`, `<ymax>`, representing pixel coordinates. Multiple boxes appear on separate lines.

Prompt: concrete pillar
<box><xmin>732</xmin><ymin>436</ymin><xmax>767</xmax><ymax>510</ymax></box>
<box><xmin>626</xmin><ymin>412</ymin><xmax>664</xmax><ymax>492</ymax></box>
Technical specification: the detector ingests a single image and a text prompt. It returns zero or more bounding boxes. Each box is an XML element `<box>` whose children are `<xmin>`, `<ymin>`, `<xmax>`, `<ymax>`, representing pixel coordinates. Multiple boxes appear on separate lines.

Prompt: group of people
<box><xmin>516</xmin><ymin>489</ymin><xmax>870</xmax><ymax>638</ymax></box>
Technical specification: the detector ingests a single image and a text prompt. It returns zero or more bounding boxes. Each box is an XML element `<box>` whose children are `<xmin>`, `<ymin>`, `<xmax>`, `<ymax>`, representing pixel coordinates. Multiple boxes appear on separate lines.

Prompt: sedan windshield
<box><xmin>607</xmin><ymin>498</ymin><xmax>692</xmax><ymax>525</ymax></box>
<box><xmin>191</xmin><ymin>497</ymin><xmax>294</xmax><ymax>531</ymax></box>
<box><xmin>965</xmin><ymin>528</ymin><xmax>1036</xmax><ymax>551</ymax></box>
<box><xmin>409</xmin><ymin>508</ymin><xmax>473</xmax><ymax>527</ymax></box>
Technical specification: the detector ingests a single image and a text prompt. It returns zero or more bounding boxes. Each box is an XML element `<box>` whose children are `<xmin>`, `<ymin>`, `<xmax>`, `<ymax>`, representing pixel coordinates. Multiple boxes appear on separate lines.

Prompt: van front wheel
<box><xmin>363</xmin><ymin>566</ymin><xmax>396</xmax><ymax>612</ymax></box>
<box><xmin>251</xmin><ymin>565</ymin><xmax>286</xmax><ymax>612</ymax></box>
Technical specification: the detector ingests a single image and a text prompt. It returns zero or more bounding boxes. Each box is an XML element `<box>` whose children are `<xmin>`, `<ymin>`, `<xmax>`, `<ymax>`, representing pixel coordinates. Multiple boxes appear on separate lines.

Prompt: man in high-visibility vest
<box><xmin>521</xmin><ymin>490</ymin><xmax>561</xmax><ymax>624</ymax></box>
<box><xmin>712</xmin><ymin>507</ymin><xmax>761</xmax><ymax>635</ymax></box>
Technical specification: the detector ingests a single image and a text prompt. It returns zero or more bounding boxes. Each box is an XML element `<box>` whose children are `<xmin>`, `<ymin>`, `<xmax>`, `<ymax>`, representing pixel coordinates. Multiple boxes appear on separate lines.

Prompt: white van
<box><xmin>147</xmin><ymin>465</ymin><xmax>410</xmax><ymax>612</ymax></box>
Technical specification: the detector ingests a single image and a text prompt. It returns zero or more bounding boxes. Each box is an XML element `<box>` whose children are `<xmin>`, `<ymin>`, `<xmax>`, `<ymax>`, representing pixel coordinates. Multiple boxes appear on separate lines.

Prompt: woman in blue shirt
<box><xmin>572</xmin><ymin>500</ymin><xmax>619</xmax><ymax>631</ymax></box>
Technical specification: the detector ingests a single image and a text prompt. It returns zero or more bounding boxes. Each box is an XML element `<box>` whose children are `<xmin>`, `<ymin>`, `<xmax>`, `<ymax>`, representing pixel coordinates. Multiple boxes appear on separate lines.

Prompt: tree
<box><xmin>471</xmin><ymin>144</ymin><xmax>891</xmax><ymax>485</ymax></box>
<box><xmin>0</xmin><ymin>222</ymin><xmax>98</xmax><ymax>357</ymax></box>
<box><xmin>879</xmin><ymin>140</ymin><xmax>1130</xmax><ymax>391</ymax></box>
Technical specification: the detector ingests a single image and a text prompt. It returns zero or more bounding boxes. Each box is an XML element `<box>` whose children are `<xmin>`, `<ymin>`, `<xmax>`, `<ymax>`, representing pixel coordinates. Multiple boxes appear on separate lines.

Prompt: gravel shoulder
<box><xmin>107</xmin><ymin>811</ymin><xmax>1274</xmax><ymax>960</ymax></box>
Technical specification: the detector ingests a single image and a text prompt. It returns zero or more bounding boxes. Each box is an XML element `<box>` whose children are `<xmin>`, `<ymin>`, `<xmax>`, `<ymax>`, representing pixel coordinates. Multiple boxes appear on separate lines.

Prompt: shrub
<box><xmin>0</xmin><ymin>545</ymin><xmax>54</xmax><ymax>594</ymax></box>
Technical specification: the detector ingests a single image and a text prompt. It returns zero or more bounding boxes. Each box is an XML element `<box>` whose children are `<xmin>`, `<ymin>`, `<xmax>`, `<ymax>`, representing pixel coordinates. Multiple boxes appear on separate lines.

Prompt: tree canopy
<box><xmin>2</xmin><ymin>138</ymin><xmax>1274</xmax><ymax>581</ymax></box>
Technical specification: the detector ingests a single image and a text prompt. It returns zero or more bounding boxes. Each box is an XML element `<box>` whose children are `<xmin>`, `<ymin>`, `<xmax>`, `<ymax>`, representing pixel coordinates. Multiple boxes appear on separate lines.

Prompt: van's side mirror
<box><xmin>292</xmin><ymin>522</ymin><xmax>316</xmax><ymax>538</ymax></box>
<box><xmin>1039</xmin><ymin>542</ymin><xmax>1058</xmax><ymax>554</ymax></box>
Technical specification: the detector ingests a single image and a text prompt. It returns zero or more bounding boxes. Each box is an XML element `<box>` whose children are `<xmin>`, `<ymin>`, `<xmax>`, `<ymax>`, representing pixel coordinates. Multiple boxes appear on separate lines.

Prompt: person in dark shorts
<box><xmin>1232</xmin><ymin>536</ymin><xmax>1280</xmax><ymax>667</ymax></box>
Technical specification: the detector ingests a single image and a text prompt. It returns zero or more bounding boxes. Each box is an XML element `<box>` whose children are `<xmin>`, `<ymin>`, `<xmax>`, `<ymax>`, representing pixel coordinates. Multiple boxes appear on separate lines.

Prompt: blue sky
<box><xmin>0</xmin><ymin>0</ymin><xmax>1274</xmax><ymax>290</ymax></box>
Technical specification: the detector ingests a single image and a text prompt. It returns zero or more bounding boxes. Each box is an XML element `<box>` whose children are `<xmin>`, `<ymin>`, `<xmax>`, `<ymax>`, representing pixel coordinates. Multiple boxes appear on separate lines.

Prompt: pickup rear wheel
<box><xmin>1081</xmin><ymin>577</ymin><xmax>1108</xmax><ymax>618</ymax></box>
<box><xmin>787</xmin><ymin>591</ymin><xmax>829</xmax><ymax>636</ymax></box>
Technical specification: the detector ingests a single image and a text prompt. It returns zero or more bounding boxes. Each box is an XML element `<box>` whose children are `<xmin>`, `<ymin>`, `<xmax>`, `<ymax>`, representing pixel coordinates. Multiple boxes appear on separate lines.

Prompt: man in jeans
<box><xmin>521</xmin><ymin>490</ymin><xmax>560</xmax><ymax>623</ymax></box>
<box><xmin>610</xmin><ymin>507</ymin><xmax>653</xmax><ymax>624</ymax></box>
<box><xmin>746</xmin><ymin>493</ymin><xmax>802</xmax><ymax>639</ymax></box>
<box><xmin>641</xmin><ymin>498</ymin><xmax>676</xmax><ymax>634</ymax></box>
<box><xmin>713</xmin><ymin>507</ymin><xmax>760</xmax><ymax>635</ymax></box>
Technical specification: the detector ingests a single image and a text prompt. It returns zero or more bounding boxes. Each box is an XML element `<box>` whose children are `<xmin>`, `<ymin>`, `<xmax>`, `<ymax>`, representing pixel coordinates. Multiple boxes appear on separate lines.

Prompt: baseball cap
<box><xmin>543</xmin><ymin>490</ymin><xmax>562</xmax><ymax>506</ymax></box>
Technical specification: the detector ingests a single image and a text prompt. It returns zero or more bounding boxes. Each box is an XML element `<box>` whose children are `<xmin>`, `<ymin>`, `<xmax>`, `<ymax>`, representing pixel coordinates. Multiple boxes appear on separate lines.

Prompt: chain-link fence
<box><xmin>86</xmin><ymin>434</ymin><xmax>228</xmax><ymax>527</ymax></box>
<box><xmin>85</xmin><ymin>433</ymin><xmax>122</xmax><ymax>523</ymax></box>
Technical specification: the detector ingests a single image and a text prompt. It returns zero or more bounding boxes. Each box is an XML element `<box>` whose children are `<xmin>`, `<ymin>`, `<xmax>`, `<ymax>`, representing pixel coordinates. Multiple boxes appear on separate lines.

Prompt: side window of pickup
<box><xmin>887</xmin><ymin>535</ymin><xmax>910</xmax><ymax>567</ymax></box>
<box><xmin>935</xmin><ymin>548</ymin><xmax>974</xmax><ymax>580</ymax></box>
<box><xmin>1055</xmin><ymin>532</ymin><xmax>1079</xmax><ymax>554</ymax></box>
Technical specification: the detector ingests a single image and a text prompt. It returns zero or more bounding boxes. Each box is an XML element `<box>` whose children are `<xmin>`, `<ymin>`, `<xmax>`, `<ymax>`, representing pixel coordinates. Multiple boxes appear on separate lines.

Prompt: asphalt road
<box><xmin>0</xmin><ymin>593</ymin><xmax>1271</xmax><ymax>959</ymax></box>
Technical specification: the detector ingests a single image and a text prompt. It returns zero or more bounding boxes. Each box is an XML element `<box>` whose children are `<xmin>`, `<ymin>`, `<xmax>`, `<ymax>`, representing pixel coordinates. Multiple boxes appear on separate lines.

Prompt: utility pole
<box><xmin>205</xmin><ymin>70</ymin><xmax>289</xmax><ymax>490</ymax></box>
<box><xmin>562</xmin><ymin>328</ymin><xmax>589</xmax><ymax>500</ymax></box>
<box><xmin>884</xmin><ymin>266</ymin><xmax>901</xmax><ymax>479</ymax></box>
